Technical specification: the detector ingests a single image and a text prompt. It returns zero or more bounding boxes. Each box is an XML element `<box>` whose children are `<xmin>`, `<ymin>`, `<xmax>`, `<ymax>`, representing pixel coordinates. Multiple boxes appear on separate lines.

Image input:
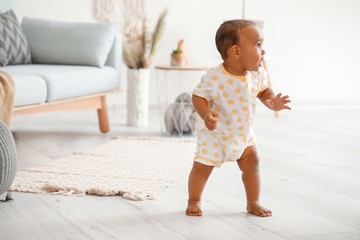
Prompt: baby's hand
<box><xmin>204</xmin><ymin>111</ymin><xmax>220</xmax><ymax>131</ymax></box>
<box><xmin>266</xmin><ymin>93</ymin><xmax>291</xmax><ymax>111</ymax></box>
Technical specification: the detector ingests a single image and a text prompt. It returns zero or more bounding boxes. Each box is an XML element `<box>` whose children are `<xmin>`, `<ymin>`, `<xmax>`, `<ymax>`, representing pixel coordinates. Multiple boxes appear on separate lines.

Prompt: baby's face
<box><xmin>237</xmin><ymin>25</ymin><xmax>265</xmax><ymax>71</ymax></box>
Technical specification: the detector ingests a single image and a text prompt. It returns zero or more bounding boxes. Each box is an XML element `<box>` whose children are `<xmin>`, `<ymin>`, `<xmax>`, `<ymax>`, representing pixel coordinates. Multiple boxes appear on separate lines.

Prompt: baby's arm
<box><xmin>192</xmin><ymin>95</ymin><xmax>220</xmax><ymax>131</ymax></box>
<box><xmin>257</xmin><ymin>88</ymin><xmax>291</xmax><ymax>111</ymax></box>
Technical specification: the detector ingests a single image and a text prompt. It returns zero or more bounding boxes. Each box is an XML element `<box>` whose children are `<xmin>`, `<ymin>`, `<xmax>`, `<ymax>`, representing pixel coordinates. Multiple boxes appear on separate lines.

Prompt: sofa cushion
<box><xmin>8</xmin><ymin>73</ymin><xmax>47</xmax><ymax>107</ymax></box>
<box><xmin>0</xmin><ymin>10</ymin><xmax>31</xmax><ymax>66</ymax></box>
<box><xmin>2</xmin><ymin>65</ymin><xmax>120</xmax><ymax>102</ymax></box>
<box><xmin>21</xmin><ymin>17</ymin><xmax>117</xmax><ymax>68</ymax></box>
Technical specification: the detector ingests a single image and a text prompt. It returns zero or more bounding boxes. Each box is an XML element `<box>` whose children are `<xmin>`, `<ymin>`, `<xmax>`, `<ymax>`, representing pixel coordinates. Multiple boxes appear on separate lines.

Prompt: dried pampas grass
<box><xmin>123</xmin><ymin>0</ymin><xmax>167</xmax><ymax>69</ymax></box>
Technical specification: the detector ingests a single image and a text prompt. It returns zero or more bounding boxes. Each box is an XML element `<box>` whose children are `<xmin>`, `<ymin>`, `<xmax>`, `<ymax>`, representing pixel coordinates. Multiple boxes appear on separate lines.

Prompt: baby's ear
<box><xmin>229</xmin><ymin>45</ymin><xmax>241</xmax><ymax>57</ymax></box>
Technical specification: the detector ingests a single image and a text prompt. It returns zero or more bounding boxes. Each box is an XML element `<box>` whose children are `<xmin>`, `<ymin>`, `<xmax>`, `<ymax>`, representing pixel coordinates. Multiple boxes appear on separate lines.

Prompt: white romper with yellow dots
<box><xmin>193</xmin><ymin>64</ymin><xmax>268</xmax><ymax>168</ymax></box>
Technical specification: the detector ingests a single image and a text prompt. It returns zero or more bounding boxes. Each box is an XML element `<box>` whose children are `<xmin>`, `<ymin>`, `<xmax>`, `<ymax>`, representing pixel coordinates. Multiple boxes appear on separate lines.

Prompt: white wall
<box><xmin>245</xmin><ymin>0</ymin><xmax>360</xmax><ymax>104</ymax></box>
<box><xmin>13</xmin><ymin>0</ymin><xmax>360</xmax><ymax>107</ymax></box>
<box><xmin>13</xmin><ymin>0</ymin><xmax>95</xmax><ymax>22</ymax></box>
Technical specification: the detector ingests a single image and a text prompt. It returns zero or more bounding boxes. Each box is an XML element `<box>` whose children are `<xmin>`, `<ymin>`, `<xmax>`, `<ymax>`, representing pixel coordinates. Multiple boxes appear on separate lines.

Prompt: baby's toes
<box><xmin>266</xmin><ymin>210</ymin><xmax>272</xmax><ymax>216</ymax></box>
<box><xmin>188</xmin><ymin>208</ymin><xmax>202</xmax><ymax>216</ymax></box>
<box><xmin>261</xmin><ymin>209</ymin><xmax>272</xmax><ymax>217</ymax></box>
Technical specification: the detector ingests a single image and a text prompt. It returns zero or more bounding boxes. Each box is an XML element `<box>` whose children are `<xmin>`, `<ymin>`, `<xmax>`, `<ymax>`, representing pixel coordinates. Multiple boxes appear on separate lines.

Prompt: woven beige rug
<box><xmin>9</xmin><ymin>137</ymin><xmax>195</xmax><ymax>200</ymax></box>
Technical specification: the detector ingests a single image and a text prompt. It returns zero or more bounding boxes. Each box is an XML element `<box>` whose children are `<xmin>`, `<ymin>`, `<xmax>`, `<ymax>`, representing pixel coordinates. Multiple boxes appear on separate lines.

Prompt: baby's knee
<box><xmin>192</xmin><ymin>161</ymin><xmax>214</xmax><ymax>176</ymax></box>
<box><xmin>238</xmin><ymin>153</ymin><xmax>260</xmax><ymax>172</ymax></box>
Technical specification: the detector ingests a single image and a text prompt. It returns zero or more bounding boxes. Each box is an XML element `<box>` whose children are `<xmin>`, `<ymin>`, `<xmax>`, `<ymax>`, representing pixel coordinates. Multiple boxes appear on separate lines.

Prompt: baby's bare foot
<box><xmin>186</xmin><ymin>200</ymin><xmax>202</xmax><ymax>216</ymax></box>
<box><xmin>246</xmin><ymin>201</ymin><xmax>272</xmax><ymax>217</ymax></box>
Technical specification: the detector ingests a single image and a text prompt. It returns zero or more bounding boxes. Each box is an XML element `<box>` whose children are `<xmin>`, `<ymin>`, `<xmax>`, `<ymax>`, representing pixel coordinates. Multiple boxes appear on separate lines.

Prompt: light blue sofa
<box><xmin>0</xmin><ymin>5</ymin><xmax>121</xmax><ymax>133</ymax></box>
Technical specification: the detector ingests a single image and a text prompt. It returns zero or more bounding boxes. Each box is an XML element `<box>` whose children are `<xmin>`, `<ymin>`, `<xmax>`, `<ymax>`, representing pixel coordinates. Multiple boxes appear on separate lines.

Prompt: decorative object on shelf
<box><xmin>170</xmin><ymin>39</ymin><xmax>189</xmax><ymax>66</ymax></box>
<box><xmin>122</xmin><ymin>0</ymin><xmax>167</xmax><ymax>126</ymax></box>
<box><xmin>164</xmin><ymin>92</ymin><xmax>197</xmax><ymax>135</ymax></box>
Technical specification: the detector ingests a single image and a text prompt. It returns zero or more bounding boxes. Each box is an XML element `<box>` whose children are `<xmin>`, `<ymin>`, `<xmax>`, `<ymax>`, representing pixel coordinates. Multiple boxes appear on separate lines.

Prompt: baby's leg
<box><xmin>186</xmin><ymin>161</ymin><xmax>214</xmax><ymax>216</ymax></box>
<box><xmin>237</xmin><ymin>146</ymin><xmax>272</xmax><ymax>217</ymax></box>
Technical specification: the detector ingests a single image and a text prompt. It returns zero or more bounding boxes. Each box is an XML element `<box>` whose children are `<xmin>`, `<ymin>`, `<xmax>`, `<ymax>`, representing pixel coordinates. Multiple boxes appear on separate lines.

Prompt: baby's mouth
<box><xmin>259</xmin><ymin>58</ymin><xmax>265</xmax><ymax>66</ymax></box>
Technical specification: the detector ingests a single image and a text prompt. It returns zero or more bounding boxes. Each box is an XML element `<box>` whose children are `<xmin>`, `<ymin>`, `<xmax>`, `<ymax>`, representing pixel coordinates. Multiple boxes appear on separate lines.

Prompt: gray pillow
<box><xmin>0</xmin><ymin>10</ymin><xmax>32</xmax><ymax>66</ymax></box>
<box><xmin>21</xmin><ymin>17</ymin><xmax>117</xmax><ymax>67</ymax></box>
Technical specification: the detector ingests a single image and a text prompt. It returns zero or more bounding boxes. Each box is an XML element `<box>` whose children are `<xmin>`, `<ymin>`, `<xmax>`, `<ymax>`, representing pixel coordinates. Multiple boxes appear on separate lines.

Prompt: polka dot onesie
<box><xmin>193</xmin><ymin>64</ymin><xmax>268</xmax><ymax>168</ymax></box>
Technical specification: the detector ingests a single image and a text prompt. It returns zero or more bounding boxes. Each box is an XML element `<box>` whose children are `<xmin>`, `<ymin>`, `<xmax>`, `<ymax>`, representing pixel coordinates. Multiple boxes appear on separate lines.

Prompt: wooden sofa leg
<box><xmin>97</xmin><ymin>96</ymin><xmax>110</xmax><ymax>133</ymax></box>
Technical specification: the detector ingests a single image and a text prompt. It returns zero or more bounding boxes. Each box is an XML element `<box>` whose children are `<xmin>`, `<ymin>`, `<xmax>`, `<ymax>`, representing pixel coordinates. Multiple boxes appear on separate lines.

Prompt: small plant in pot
<box><xmin>171</xmin><ymin>40</ymin><xmax>189</xmax><ymax>66</ymax></box>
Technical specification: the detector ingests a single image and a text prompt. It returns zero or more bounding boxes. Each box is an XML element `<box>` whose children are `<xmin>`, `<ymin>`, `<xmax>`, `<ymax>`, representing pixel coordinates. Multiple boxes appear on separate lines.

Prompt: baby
<box><xmin>186</xmin><ymin>20</ymin><xmax>291</xmax><ymax>217</ymax></box>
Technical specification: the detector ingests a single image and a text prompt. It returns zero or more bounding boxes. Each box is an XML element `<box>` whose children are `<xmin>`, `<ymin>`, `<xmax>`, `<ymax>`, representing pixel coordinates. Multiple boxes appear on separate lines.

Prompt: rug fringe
<box><xmin>42</xmin><ymin>184</ymin><xmax>86</xmax><ymax>196</ymax></box>
<box><xmin>42</xmin><ymin>184</ymin><xmax>155</xmax><ymax>201</ymax></box>
<box><xmin>110</xmin><ymin>136</ymin><xmax>196</xmax><ymax>143</ymax></box>
<box><xmin>122</xmin><ymin>192</ymin><xmax>155</xmax><ymax>201</ymax></box>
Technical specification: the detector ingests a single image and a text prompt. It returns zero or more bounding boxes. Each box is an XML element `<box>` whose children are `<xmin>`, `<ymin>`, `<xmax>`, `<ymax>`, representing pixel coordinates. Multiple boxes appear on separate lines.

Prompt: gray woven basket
<box><xmin>0</xmin><ymin>120</ymin><xmax>17</xmax><ymax>196</ymax></box>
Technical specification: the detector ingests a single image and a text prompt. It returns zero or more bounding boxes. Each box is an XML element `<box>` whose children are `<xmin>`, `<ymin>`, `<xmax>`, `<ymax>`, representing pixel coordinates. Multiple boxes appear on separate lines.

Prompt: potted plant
<box><xmin>171</xmin><ymin>39</ymin><xmax>189</xmax><ymax>66</ymax></box>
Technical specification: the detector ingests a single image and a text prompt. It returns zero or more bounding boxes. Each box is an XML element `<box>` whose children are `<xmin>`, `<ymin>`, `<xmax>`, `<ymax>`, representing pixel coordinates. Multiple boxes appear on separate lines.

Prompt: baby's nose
<box><xmin>262</xmin><ymin>49</ymin><xmax>266</xmax><ymax>55</ymax></box>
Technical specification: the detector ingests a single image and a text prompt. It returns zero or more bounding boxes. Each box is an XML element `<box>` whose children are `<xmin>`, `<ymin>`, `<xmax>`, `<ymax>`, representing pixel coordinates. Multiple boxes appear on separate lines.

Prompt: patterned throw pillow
<box><xmin>0</xmin><ymin>10</ymin><xmax>31</xmax><ymax>66</ymax></box>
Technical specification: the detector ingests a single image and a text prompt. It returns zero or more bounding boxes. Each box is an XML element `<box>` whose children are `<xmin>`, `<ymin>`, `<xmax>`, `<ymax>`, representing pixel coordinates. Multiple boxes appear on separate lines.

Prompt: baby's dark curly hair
<box><xmin>215</xmin><ymin>20</ymin><xmax>256</xmax><ymax>60</ymax></box>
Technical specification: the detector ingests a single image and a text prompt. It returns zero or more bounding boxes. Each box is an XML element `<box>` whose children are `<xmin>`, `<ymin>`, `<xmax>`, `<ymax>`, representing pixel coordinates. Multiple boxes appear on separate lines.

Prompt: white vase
<box><xmin>126</xmin><ymin>68</ymin><xmax>150</xmax><ymax>127</ymax></box>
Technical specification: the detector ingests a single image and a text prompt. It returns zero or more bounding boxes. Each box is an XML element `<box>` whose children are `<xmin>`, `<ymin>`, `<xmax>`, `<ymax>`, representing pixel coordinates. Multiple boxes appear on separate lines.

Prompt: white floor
<box><xmin>1</xmin><ymin>103</ymin><xmax>360</xmax><ymax>240</ymax></box>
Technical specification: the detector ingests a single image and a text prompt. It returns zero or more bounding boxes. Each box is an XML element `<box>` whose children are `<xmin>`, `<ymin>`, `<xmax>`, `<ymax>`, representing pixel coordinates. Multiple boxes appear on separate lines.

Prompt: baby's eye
<box><xmin>257</xmin><ymin>42</ymin><xmax>261</xmax><ymax>48</ymax></box>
